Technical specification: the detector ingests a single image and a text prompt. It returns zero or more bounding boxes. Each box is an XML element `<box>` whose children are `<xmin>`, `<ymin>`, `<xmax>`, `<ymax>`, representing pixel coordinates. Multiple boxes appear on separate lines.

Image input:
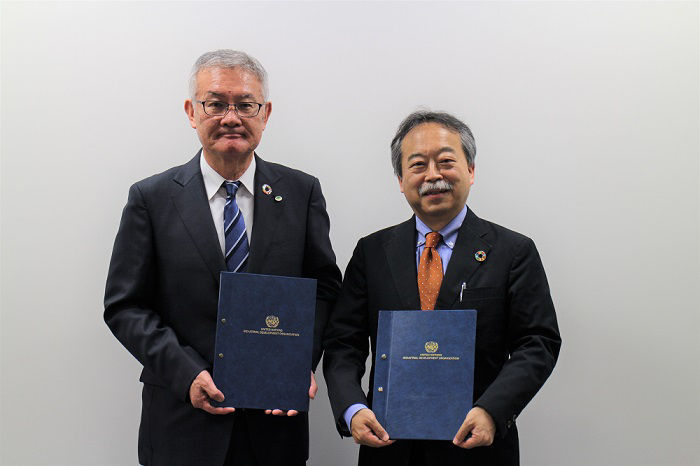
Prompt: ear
<box><xmin>261</xmin><ymin>101</ymin><xmax>272</xmax><ymax>128</ymax></box>
<box><xmin>468</xmin><ymin>163</ymin><xmax>475</xmax><ymax>186</ymax></box>
<box><xmin>184</xmin><ymin>99</ymin><xmax>197</xmax><ymax>129</ymax></box>
<box><xmin>397</xmin><ymin>175</ymin><xmax>404</xmax><ymax>194</ymax></box>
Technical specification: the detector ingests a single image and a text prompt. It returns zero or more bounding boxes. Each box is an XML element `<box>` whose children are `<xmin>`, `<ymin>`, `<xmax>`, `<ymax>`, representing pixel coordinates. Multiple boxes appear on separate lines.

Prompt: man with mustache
<box><xmin>323</xmin><ymin>111</ymin><xmax>561</xmax><ymax>465</ymax></box>
<box><xmin>104</xmin><ymin>50</ymin><xmax>341</xmax><ymax>466</ymax></box>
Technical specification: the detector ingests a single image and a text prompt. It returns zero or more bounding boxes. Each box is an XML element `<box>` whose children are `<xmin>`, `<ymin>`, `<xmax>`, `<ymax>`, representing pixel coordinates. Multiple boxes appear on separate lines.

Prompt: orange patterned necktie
<box><xmin>418</xmin><ymin>232</ymin><xmax>443</xmax><ymax>310</ymax></box>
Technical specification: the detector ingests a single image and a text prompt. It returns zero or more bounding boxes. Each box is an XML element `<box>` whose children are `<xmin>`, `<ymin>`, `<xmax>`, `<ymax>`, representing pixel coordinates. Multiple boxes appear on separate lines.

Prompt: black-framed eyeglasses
<box><xmin>197</xmin><ymin>100</ymin><xmax>265</xmax><ymax>118</ymax></box>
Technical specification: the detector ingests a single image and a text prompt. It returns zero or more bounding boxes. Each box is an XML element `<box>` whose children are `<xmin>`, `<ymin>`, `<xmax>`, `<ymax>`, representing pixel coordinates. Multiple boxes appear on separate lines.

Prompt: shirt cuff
<box><xmin>343</xmin><ymin>403</ymin><xmax>368</xmax><ymax>431</ymax></box>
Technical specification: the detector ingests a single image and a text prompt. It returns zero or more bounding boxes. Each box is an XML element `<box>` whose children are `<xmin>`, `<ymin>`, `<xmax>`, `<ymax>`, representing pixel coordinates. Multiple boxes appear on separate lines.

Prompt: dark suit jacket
<box><xmin>323</xmin><ymin>208</ymin><xmax>561</xmax><ymax>466</ymax></box>
<box><xmin>104</xmin><ymin>152</ymin><xmax>341</xmax><ymax>466</ymax></box>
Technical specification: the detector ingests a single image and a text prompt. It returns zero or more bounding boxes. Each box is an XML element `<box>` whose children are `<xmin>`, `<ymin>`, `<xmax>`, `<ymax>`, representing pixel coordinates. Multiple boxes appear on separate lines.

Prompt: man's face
<box><xmin>398</xmin><ymin>122</ymin><xmax>474</xmax><ymax>228</ymax></box>
<box><xmin>185</xmin><ymin>67</ymin><xmax>271</xmax><ymax>161</ymax></box>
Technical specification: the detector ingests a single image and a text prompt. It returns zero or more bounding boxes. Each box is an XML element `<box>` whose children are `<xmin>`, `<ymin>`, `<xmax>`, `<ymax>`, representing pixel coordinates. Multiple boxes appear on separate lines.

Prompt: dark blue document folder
<box><xmin>213</xmin><ymin>272</ymin><xmax>316</xmax><ymax>411</ymax></box>
<box><xmin>372</xmin><ymin>310</ymin><xmax>477</xmax><ymax>440</ymax></box>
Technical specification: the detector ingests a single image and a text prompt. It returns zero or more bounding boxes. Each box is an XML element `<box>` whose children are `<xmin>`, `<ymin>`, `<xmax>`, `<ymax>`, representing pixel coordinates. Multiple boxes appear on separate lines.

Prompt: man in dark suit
<box><xmin>323</xmin><ymin>111</ymin><xmax>561</xmax><ymax>465</ymax></box>
<box><xmin>104</xmin><ymin>49</ymin><xmax>341</xmax><ymax>466</ymax></box>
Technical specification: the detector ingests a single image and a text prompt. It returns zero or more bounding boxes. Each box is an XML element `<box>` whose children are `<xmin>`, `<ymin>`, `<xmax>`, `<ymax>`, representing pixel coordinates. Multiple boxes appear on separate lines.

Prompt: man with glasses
<box><xmin>104</xmin><ymin>49</ymin><xmax>341</xmax><ymax>466</ymax></box>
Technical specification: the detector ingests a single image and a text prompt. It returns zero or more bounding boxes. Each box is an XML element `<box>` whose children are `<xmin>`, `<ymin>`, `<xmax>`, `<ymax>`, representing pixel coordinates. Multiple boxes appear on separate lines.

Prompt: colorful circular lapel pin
<box><xmin>474</xmin><ymin>250</ymin><xmax>487</xmax><ymax>262</ymax></box>
<box><xmin>274</xmin><ymin>195</ymin><xmax>283</xmax><ymax>202</ymax></box>
<box><xmin>262</xmin><ymin>184</ymin><xmax>272</xmax><ymax>195</ymax></box>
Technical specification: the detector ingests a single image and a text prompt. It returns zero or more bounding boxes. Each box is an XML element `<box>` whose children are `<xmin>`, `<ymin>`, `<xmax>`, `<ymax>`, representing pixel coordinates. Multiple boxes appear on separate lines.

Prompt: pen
<box><xmin>460</xmin><ymin>282</ymin><xmax>466</xmax><ymax>302</ymax></box>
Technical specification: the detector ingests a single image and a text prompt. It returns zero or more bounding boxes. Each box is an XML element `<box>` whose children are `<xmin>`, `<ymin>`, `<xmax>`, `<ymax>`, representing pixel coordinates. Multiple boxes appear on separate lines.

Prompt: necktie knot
<box><xmin>224</xmin><ymin>181</ymin><xmax>241</xmax><ymax>198</ymax></box>
<box><xmin>425</xmin><ymin>231</ymin><xmax>442</xmax><ymax>249</ymax></box>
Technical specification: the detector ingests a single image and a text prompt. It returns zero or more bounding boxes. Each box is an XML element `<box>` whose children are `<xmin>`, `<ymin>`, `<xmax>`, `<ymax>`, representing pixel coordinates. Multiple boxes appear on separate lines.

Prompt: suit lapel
<box><xmin>171</xmin><ymin>152</ymin><xmax>226</xmax><ymax>285</ymax></box>
<box><xmin>436</xmin><ymin>208</ymin><xmax>492</xmax><ymax>309</ymax></box>
<box><xmin>247</xmin><ymin>155</ymin><xmax>283</xmax><ymax>273</ymax></box>
<box><xmin>384</xmin><ymin>218</ymin><xmax>421</xmax><ymax>310</ymax></box>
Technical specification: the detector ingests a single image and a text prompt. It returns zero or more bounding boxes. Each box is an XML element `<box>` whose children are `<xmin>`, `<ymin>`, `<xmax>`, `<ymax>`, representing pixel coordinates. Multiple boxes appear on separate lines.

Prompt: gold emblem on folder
<box><xmin>424</xmin><ymin>341</ymin><xmax>439</xmax><ymax>353</ymax></box>
<box><xmin>242</xmin><ymin>315</ymin><xmax>299</xmax><ymax>337</ymax></box>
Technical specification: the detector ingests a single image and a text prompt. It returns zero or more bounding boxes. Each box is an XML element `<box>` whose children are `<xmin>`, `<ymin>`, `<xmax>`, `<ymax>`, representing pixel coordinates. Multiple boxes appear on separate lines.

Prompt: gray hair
<box><xmin>390</xmin><ymin>110</ymin><xmax>476</xmax><ymax>176</ymax></box>
<box><xmin>189</xmin><ymin>49</ymin><xmax>269</xmax><ymax>101</ymax></box>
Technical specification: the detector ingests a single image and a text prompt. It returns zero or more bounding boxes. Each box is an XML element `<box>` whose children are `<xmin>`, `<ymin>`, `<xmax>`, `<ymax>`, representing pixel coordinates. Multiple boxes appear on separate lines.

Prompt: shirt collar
<box><xmin>415</xmin><ymin>205</ymin><xmax>468</xmax><ymax>250</ymax></box>
<box><xmin>200</xmin><ymin>152</ymin><xmax>256</xmax><ymax>200</ymax></box>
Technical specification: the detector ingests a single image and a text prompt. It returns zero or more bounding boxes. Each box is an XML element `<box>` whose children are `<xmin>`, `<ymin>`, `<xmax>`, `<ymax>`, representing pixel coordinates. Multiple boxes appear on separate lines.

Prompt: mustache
<box><xmin>418</xmin><ymin>180</ymin><xmax>454</xmax><ymax>196</ymax></box>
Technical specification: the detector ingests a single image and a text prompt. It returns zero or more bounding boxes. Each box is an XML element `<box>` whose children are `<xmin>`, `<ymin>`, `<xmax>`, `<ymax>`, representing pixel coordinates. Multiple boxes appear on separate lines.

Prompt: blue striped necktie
<box><xmin>223</xmin><ymin>181</ymin><xmax>249</xmax><ymax>272</ymax></box>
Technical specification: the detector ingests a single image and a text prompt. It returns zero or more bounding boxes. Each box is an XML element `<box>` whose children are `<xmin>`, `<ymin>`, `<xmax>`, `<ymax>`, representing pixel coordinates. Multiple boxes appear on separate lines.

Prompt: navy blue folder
<box><xmin>372</xmin><ymin>309</ymin><xmax>477</xmax><ymax>440</ymax></box>
<box><xmin>213</xmin><ymin>272</ymin><xmax>316</xmax><ymax>411</ymax></box>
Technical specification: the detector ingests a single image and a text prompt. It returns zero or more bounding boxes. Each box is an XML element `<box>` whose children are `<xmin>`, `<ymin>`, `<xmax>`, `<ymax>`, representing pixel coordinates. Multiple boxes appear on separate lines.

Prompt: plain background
<box><xmin>1</xmin><ymin>1</ymin><xmax>698</xmax><ymax>465</ymax></box>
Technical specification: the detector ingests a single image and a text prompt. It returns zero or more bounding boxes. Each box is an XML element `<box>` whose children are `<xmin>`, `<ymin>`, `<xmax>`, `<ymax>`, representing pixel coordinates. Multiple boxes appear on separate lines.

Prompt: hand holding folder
<box><xmin>453</xmin><ymin>406</ymin><xmax>496</xmax><ymax>449</ymax></box>
<box><xmin>189</xmin><ymin>370</ymin><xmax>236</xmax><ymax>415</ymax></box>
<box><xmin>348</xmin><ymin>408</ymin><xmax>395</xmax><ymax>447</ymax></box>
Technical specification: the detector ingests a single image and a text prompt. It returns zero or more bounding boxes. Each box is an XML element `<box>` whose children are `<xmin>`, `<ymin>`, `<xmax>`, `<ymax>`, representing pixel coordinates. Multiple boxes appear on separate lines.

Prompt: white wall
<box><xmin>1</xmin><ymin>2</ymin><xmax>698</xmax><ymax>465</ymax></box>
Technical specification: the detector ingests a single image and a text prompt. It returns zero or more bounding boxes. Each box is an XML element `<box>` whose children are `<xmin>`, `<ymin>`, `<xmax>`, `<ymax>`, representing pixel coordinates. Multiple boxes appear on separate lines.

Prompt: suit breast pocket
<box><xmin>459</xmin><ymin>286</ymin><xmax>504</xmax><ymax>300</ymax></box>
<box><xmin>458</xmin><ymin>288</ymin><xmax>507</xmax><ymax>345</ymax></box>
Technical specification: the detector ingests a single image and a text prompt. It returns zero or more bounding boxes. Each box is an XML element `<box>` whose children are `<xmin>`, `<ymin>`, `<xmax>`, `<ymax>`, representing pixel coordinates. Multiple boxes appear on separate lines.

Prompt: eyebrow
<box><xmin>406</xmin><ymin>147</ymin><xmax>456</xmax><ymax>161</ymax></box>
<box><xmin>204</xmin><ymin>91</ymin><xmax>257</xmax><ymax>100</ymax></box>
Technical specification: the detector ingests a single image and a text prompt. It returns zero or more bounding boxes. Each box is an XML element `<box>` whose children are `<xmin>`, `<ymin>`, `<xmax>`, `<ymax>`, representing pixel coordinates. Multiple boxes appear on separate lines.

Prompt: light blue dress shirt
<box><xmin>341</xmin><ymin>206</ymin><xmax>469</xmax><ymax>432</ymax></box>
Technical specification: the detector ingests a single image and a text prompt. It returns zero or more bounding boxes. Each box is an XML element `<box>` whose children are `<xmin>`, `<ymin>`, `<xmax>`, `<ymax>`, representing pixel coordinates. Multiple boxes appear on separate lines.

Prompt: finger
<box><xmin>271</xmin><ymin>409</ymin><xmax>285</xmax><ymax>416</ymax></box>
<box><xmin>463</xmin><ymin>434</ymin><xmax>485</xmax><ymax>449</ymax></box>
<box><xmin>264</xmin><ymin>409</ymin><xmax>272</xmax><ymax>415</ymax></box>
<box><xmin>358</xmin><ymin>431</ymin><xmax>394</xmax><ymax>447</ymax></box>
<box><xmin>360</xmin><ymin>437</ymin><xmax>385</xmax><ymax>447</ymax></box>
<box><xmin>453</xmin><ymin>433</ymin><xmax>473</xmax><ymax>449</ymax></box>
<box><xmin>191</xmin><ymin>390</ymin><xmax>211</xmax><ymax>409</ymax></box>
<box><xmin>200</xmin><ymin>403</ymin><xmax>235</xmax><ymax>415</ymax></box>
<box><xmin>286</xmin><ymin>410</ymin><xmax>298</xmax><ymax>416</ymax></box>
<box><xmin>357</xmin><ymin>431</ymin><xmax>382</xmax><ymax>447</ymax></box>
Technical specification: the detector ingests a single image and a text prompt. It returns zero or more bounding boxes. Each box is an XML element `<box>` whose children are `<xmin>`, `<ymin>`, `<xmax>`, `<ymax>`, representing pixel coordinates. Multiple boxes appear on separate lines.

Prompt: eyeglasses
<box><xmin>197</xmin><ymin>100</ymin><xmax>265</xmax><ymax>118</ymax></box>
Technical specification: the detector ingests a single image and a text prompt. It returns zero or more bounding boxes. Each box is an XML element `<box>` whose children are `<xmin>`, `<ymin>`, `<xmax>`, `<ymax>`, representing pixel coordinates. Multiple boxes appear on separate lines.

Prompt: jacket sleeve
<box><xmin>473</xmin><ymin>237</ymin><xmax>561</xmax><ymax>436</ymax></box>
<box><xmin>322</xmin><ymin>239</ymin><xmax>371</xmax><ymax>436</ymax></box>
<box><xmin>303</xmin><ymin>177</ymin><xmax>342</xmax><ymax>371</ymax></box>
<box><xmin>104</xmin><ymin>183</ymin><xmax>209</xmax><ymax>401</ymax></box>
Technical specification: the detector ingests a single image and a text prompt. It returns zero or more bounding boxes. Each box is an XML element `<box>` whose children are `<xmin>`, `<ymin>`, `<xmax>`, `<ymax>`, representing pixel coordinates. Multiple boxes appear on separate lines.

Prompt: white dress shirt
<box><xmin>200</xmin><ymin>153</ymin><xmax>255</xmax><ymax>255</ymax></box>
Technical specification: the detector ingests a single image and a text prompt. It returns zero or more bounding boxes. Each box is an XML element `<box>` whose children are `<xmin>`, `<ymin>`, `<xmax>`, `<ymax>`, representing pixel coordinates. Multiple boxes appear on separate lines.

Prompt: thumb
<box><xmin>453</xmin><ymin>418</ymin><xmax>474</xmax><ymax>445</ymax></box>
<box><xmin>309</xmin><ymin>372</ymin><xmax>318</xmax><ymax>399</ymax></box>
<box><xmin>202</xmin><ymin>378</ymin><xmax>224</xmax><ymax>402</ymax></box>
<box><xmin>369</xmin><ymin>416</ymin><xmax>390</xmax><ymax>442</ymax></box>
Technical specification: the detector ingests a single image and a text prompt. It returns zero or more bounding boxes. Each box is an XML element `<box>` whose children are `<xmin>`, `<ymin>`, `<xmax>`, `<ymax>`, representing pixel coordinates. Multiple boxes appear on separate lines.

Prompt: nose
<box><xmin>220</xmin><ymin>107</ymin><xmax>242</xmax><ymax>126</ymax></box>
<box><xmin>425</xmin><ymin>160</ymin><xmax>442</xmax><ymax>181</ymax></box>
